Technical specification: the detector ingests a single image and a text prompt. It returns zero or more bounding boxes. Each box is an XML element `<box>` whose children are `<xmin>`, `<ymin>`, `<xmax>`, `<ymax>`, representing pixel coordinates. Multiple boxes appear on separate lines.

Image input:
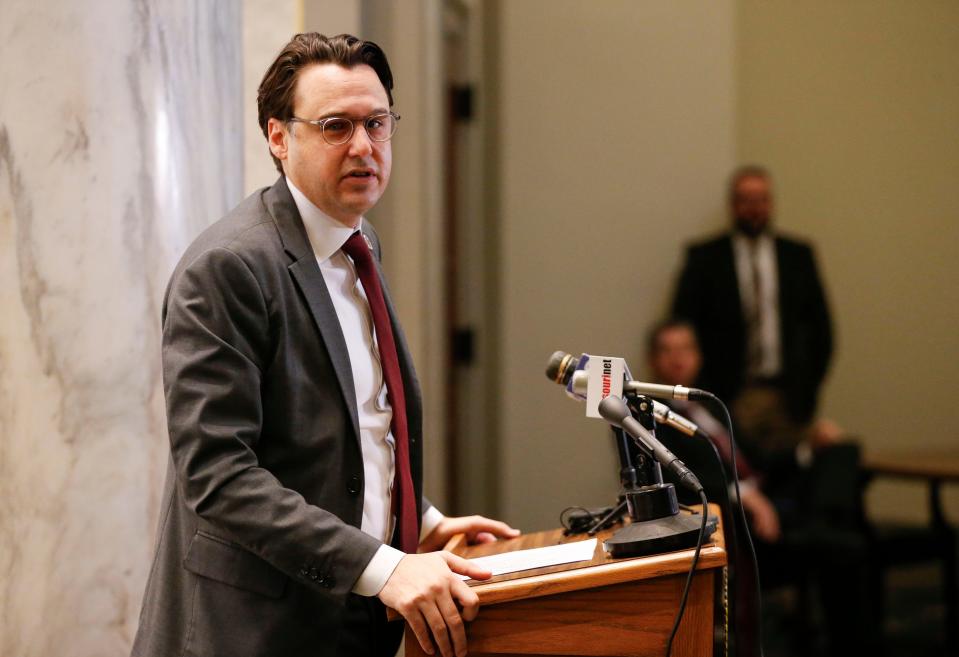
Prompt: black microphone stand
<box><xmin>604</xmin><ymin>394</ymin><xmax>717</xmax><ymax>558</ymax></box>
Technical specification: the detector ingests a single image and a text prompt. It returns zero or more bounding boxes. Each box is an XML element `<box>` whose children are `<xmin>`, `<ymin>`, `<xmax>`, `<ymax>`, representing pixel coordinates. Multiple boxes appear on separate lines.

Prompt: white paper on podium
<box><xmin>459</xmin><ymin>538</ymin><xmax>597</xmax><ymax>580</ymax></box>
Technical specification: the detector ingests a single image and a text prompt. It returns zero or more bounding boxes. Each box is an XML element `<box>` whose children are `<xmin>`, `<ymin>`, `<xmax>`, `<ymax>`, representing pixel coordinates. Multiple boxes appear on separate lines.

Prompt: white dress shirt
<box><xmin>732</xmin><ymin>232</ymin><xmax>782</xmax><ymax>379</ymax></box>
<box><xmin>287</xmin><ymin>179</ymin><xmax>443</xmax><ymax>596</ymax></box>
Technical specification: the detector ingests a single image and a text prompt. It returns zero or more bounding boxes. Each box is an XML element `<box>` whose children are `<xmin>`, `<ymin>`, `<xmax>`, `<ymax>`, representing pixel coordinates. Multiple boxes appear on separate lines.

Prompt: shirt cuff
<box><xmin>351</xmin><ymin>544</ymin><xmax>405</xmax><ymax>597</ymax></box>
<box><xmin>351</xmin><ymin>506</ymin><xmax>448</xmax><ymax>597</ymax></box>
<box><xmin>420</xmin><ymin>505</ymin><xmax>445</xmax><ymax>542</ymax></box>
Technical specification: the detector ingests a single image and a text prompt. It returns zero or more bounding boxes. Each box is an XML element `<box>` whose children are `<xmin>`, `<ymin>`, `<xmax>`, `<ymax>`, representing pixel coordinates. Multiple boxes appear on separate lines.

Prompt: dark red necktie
<box><xmin>341</xmin><ymin>232</ymin><xmax>419</xmax><ymax>553</ymax></box>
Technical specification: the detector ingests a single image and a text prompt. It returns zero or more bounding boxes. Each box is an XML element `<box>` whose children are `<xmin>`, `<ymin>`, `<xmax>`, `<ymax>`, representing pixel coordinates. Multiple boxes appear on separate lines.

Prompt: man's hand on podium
<box><xmin>377</xmin><ymin>551</ymin><xmax>491</xmax><ymax>657</ymax></box>
<box><xmin>419</xmin><ymin>515</ymin><xmax>520</xmax><ymax>553</ymax></box>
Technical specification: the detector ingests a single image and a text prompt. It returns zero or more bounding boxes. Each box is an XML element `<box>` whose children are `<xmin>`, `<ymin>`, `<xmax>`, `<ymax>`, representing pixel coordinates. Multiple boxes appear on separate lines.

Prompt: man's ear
<box><xmin>268</xmin><ymin>118</ymin><xmax>289</xmax><ymax>162</ymax></box>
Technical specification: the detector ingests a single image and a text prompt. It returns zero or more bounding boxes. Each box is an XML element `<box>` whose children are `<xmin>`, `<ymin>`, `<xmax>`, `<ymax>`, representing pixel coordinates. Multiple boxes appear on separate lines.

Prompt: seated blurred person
<box><xmin>646</xmin><ymin>318</ymin><xmax>842</xmax><ymax>541</ymax></box>
<box><xmin>647</xmin><ymin>318</ymin><xmax>868</xmax><ymax>657</ymax></box>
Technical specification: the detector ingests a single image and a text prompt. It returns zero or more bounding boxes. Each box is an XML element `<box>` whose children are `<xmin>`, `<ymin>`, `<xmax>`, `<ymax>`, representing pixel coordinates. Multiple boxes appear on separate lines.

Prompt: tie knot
<box><xmin>342</xmin><ymin>231</ymin><xmax>372</xmax><ymax>262</ymax></box>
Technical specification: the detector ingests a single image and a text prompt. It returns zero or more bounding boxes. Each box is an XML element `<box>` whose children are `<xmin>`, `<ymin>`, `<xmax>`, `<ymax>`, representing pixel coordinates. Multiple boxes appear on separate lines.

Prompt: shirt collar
<box><xmin>732</xmin><ymin>229</ymin><xmax>773</xmax><ymax>253</ymax></box>
<box><xmin>287</xmin><ymin>177</ymin><xmax>362</xmax><ymax>263</ymax></box>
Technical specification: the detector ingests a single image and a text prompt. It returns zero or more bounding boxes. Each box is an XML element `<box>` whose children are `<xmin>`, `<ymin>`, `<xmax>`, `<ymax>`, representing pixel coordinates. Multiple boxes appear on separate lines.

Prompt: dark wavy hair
<box><xmin>257</xmin><ymin>33</ymin><xmax>394</xmax><ymax>173</ymax></box>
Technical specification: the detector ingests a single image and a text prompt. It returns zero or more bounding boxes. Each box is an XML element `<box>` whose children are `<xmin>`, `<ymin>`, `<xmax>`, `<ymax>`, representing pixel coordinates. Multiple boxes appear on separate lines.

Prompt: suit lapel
<box><xmin>720</xmin><ymin>235</ymin><xmax>744</xmax><ymax>319</ymax></box>
<box><xmin>264</xmin><ymin>177</ymin><xmax>361</xmax><ymax>445</ymax></box>
<box><xmin>773</xmin><ymin>236</ymin><xmax>791</xmax><ymax>332</ymax></box>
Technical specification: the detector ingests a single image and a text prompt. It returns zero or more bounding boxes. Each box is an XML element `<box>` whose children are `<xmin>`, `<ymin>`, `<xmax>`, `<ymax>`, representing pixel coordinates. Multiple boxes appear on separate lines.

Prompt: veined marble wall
<box><xmin>0</xmin><ymin>2</ymin><xmax>241</xmax><ymax>655</ymax></box>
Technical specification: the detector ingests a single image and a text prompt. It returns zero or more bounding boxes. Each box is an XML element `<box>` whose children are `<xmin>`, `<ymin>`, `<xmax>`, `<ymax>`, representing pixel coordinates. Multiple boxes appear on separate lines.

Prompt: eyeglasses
<box><xmin>288</xmin><ymin>111</ymin><xmax>400</xmax><ymax>146</ymax></box>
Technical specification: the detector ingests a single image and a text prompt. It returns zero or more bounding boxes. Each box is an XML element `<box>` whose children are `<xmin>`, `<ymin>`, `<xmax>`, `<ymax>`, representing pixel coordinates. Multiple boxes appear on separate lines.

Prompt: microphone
<box><xmin>652</xmin><ymin>400</ymin><xmax>700</xmax><ymax>438</ymax></box>
<box><xmin>544</xmin><ymin>351</ymin><xmax>706</xmax><ymax>437</ymax></box>
<box><xmin>547</xmin><ymin>350</ymin><xmax>710</xmax><ymax>401</ymax></box>
<box><xmin>598</xmin><ymin>396</ymin><xmax>703</xmax><ymax>493</ymax></box>
<box><xmin>546</xmin><ymin>350</ymin><xmax>579</xmax><ymax>385</ymax></box>
<box><xmin>568</xmin><ymin>371</ymin><xmax>701</xmax><ymax>437</ymax></box>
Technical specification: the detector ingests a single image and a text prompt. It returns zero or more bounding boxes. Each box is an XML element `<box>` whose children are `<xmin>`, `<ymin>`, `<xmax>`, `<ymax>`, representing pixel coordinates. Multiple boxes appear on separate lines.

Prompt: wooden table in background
<box><xmin>863</xmin><ymin>450</ymin><xmax>959</xmax><ymax>526</ymax></box>
<box><xmin>400</xmin><ymin>505</ymin><xmax>727</xmax><ymax>657</ymax></box>
<box><xmin>863</xmin><ymin>450</ymin><xmax>959</xmax><ymax>651</ymax></box>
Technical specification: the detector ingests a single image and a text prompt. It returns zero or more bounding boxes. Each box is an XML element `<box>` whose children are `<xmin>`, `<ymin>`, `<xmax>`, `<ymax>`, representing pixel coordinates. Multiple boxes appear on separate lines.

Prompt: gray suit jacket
<box><xmin>131</xmin><ymin>177</ymin><xmax>425</xmax><ymax>657</ymax></box>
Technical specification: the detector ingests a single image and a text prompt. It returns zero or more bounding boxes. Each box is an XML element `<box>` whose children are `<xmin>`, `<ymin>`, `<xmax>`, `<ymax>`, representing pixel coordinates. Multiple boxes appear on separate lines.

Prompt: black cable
<box><xmin>559</xmin><ymin>506</ymin><xmax>596</xmax><ymax>534</ymax></box>
<box><xmin>665</xmin><ymin>489</ymin><xmax>709</xmax><ymax>657</ymax></box>
<box><xmin>686</xmin><ymin>429</ymin><xmax>741</xmax><ymax>593</ymax></box>
<box><xmin>685</xmin><ymin>422</ymin><xmax>749</xmax><ymax>656</ymax></box>
<box><xmin>703</xmin><ymin>391</ymin><xmax>766</xmax><ymax>657</ymax></box>
<box><xmin>642</xmin><ymin>397</ymin><xmax>745</xmax><ymax>654</ymax></box>
<box><xmin>587</xmin><ymin>499</ymin><xmax>627</xmax><ymax>536</ymax></box>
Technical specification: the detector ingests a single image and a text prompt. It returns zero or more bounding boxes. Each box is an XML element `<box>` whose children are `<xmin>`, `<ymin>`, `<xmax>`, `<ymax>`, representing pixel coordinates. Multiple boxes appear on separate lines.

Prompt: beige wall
<box><xmin>736</xmin><ymin>1</ymin><xmax>959</xmax><ymax>522</ymax></box>
<box><xmin>490</xmin><ymin>0</ymin><xmax>959</xmax><ymax>531</ymax></box>
<box><xmin>492</xmin><ymin>1</ymin><xmax>737</xmax><ymax>530</ymax></box>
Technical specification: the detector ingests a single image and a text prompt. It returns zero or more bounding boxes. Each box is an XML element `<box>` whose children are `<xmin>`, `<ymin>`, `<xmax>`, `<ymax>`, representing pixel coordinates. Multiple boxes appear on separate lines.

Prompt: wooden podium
<box><xmin>404</xmin><ymin>505</ymin><xmax>727</xmax><ymax>657</ymax></box>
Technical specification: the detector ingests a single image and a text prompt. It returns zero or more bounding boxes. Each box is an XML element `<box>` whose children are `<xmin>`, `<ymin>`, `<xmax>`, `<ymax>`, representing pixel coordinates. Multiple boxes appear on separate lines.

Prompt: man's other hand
<box><xmin>377</xmin><ymin>552</ymin><xmax>492</xmax><ymax>657</ymax></box>
<box><xmin>419</xmin><ymin>515</ymin><xmax>520</xmax><ymax>553</ymax></box>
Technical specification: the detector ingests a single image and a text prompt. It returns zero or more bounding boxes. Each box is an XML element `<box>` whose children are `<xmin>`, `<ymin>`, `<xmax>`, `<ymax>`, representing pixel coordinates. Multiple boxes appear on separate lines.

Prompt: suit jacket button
<box><xmin>347</xmin><ymin>475</ymin><xmax>361</xmax><ymax>495</ymax></box>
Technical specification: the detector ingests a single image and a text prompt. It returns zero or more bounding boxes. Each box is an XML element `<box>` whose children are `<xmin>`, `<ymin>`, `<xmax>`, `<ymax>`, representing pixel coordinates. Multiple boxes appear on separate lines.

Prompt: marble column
<box><xmin>0</xmin><ymin>2</ymin><xmax>241</xmax><ymax>656</ymax></box>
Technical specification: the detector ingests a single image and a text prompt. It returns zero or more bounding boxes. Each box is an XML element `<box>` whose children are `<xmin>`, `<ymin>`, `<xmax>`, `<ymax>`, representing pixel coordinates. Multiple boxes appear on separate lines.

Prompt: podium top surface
<box><xmin>448</xmin><ymin>504</ymin><xmax>726</xmax><ymax>608</ymax></box>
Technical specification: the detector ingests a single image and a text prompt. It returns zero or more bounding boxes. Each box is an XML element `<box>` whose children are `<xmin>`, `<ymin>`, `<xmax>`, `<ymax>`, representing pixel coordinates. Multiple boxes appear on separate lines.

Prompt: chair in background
<box><xmin>778</xmin><ymin>441</ymin><xmax>873</xmax><ymax>656</ymax></box>
<box><xmin>863</xmin><ymin>462</ymin><xmax>959</xmax><ymax>653</ymax></box>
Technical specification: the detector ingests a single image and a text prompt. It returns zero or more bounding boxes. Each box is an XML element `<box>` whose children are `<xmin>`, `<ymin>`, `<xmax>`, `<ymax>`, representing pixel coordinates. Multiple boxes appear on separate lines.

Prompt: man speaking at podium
<box><xmin>131</xmin><ymin>33</ymin><xmax>516</xmax><ymax>657</ymax></box>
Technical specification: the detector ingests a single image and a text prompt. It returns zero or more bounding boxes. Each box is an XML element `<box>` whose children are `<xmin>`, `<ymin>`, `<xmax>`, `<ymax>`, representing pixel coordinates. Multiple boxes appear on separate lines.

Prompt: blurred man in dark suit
<box><xmin>671</xmin><ymin>165</ymin><xmax>833</xmax><ymax>461</ymax></box>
